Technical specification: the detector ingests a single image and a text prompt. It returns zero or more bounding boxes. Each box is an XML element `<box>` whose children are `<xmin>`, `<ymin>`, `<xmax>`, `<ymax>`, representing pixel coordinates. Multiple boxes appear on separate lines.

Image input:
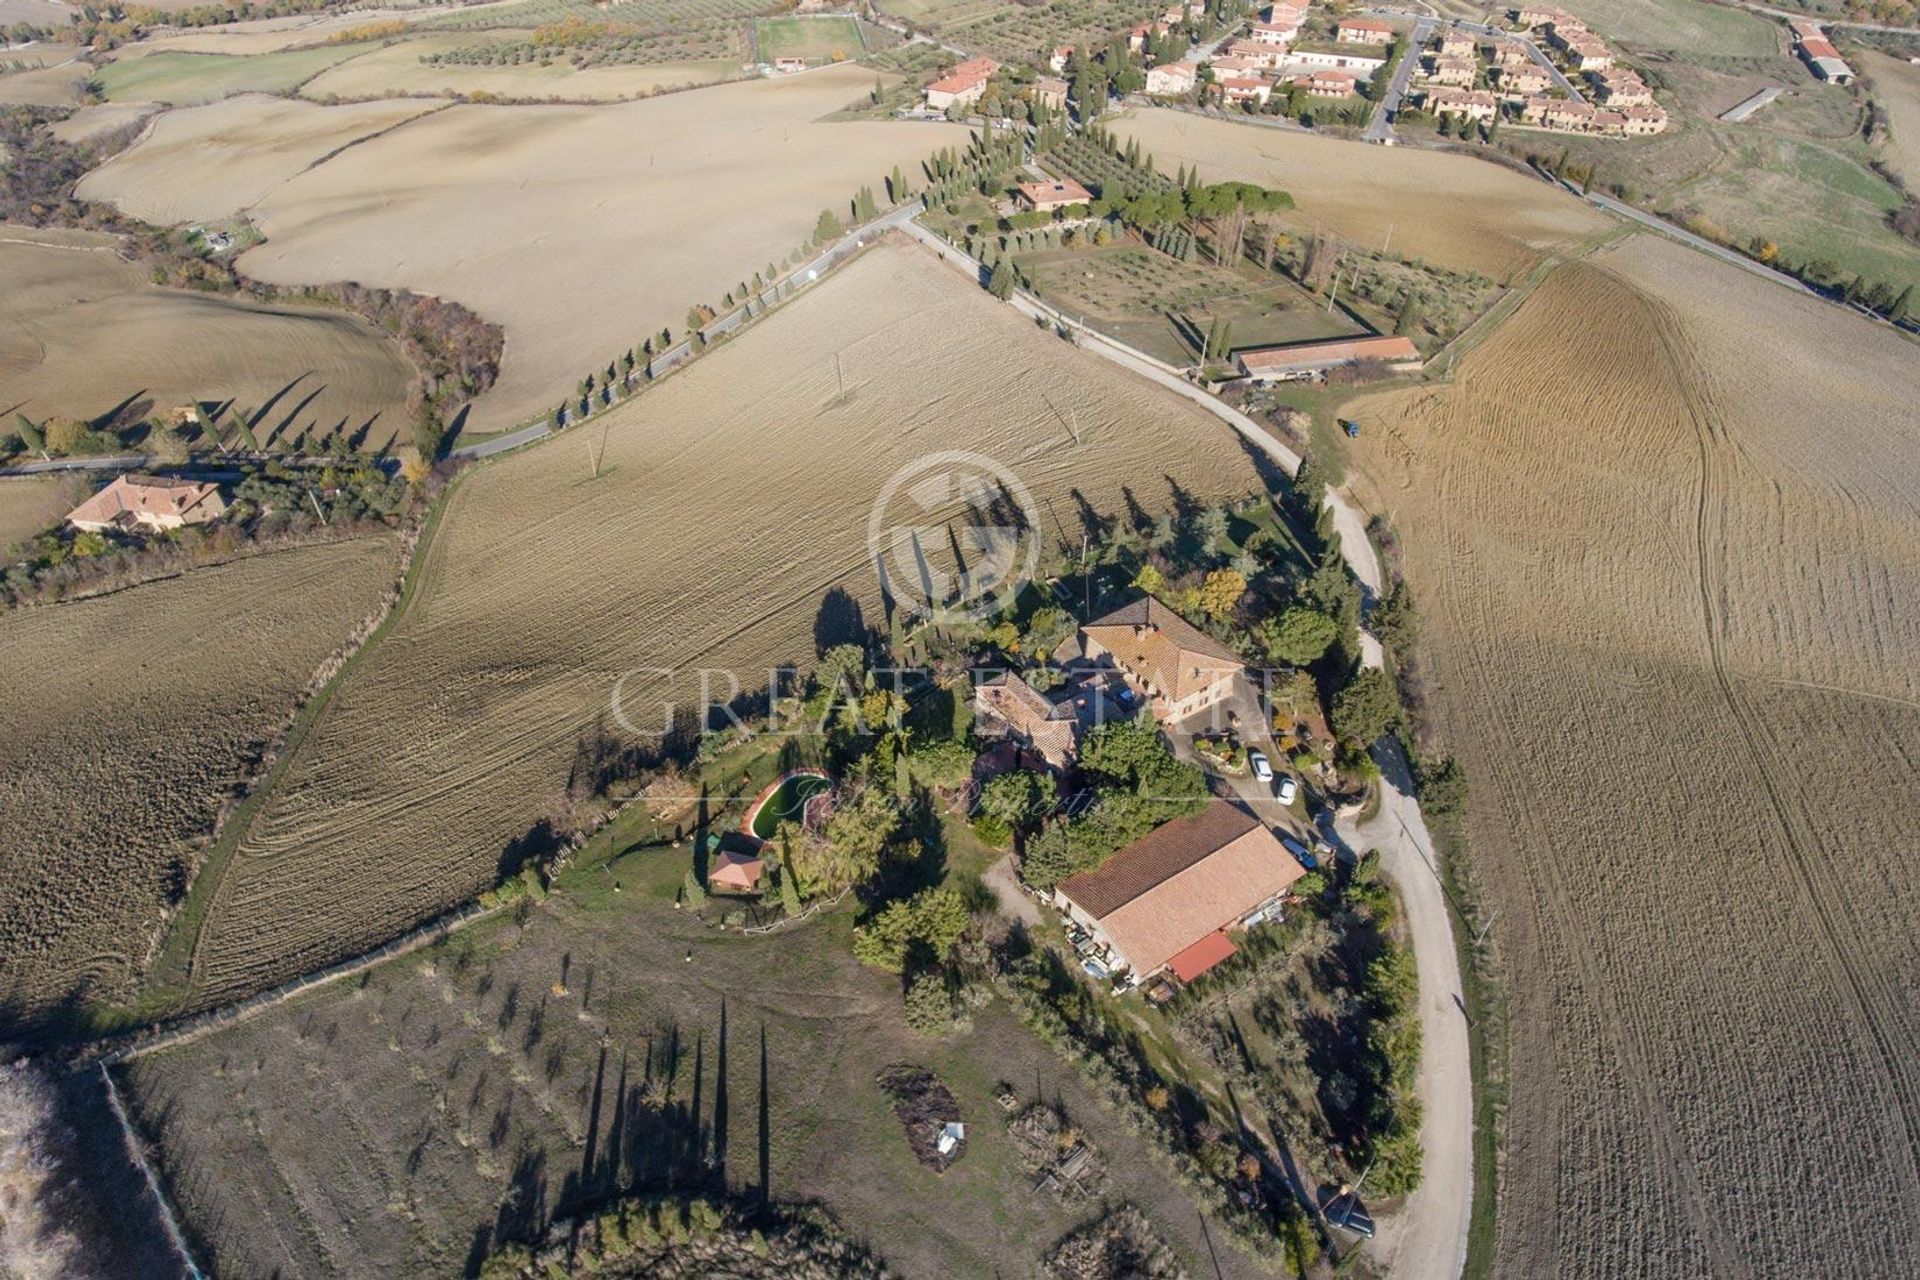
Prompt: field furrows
<box><xmin>1350</xmin><ymin>234</ymin><xmax>1920</xmax><ymax>1276</ymax></box>
<box><xmin>182</xmin><ymin>241</ymin><xmax>1264</xmax><ymax>1008</ymax></box>
<box><xmin>0</xmin><ymin>537</ymin><xmax>400</xmax><ymax>1021</ymax></box>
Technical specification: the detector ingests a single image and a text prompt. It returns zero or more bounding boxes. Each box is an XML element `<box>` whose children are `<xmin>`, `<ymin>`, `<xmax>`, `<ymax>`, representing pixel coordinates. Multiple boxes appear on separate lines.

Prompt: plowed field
<box><xmin>180</xmin><ymin>240</ymin><xmax>1264</xmax><ymax>1007</ymax></box>
<box><xmin>1347</xmin><ymin>233</ymin><xmax>1920</xmax><ymax>1277</ymax></box>
<box><xmin>1110</xmin><ymin>107</ymin><xmax>1608</xmax><ymax>278</ymax></box>
<box><xmin>0</xmin><ymin>536</ymin><xmax>400</xmax><ymax>1022</ymax></box>
<box><xmin>228</xmin><ymin>65</ymin><xmax>961</xmax><ymax>433</ymax></box>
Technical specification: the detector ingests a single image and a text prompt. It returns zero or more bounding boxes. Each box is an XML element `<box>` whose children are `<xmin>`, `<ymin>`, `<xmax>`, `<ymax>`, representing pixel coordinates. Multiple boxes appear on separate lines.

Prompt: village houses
<box><xmin>1496</xmin><ymin>62</ymin><xmax>1551</xmax><ymax>95</ymax></box>
<box><xmin>924</xmin><ymin>56</ymin><xmax>998</xmax><ymax>111</ymax></box>
<box><xmin>1425</xmin><ymin>55</ymin><xmax>1478</xmax><ymax>88</ymax></box>
<box><xmin>1218</xmin><ymin>75</ymin><xmax>1274</xmax><ymax>105</ymax></box>
<box><xmin>1145</xmin><ymin>61</ymin><xmax>1198</xmax><ymax>95</ymax></box>
<box><xmin>1033</xmin><ymin>75</ymin><xmax>1068</xmax><ymax>112</ymax></box>
<box><xmin>65</xmin><ymin>474</ymin><xmax>227</xmax><ymax>534</ymax></box>
<box><xmin>1589</xmin><ymin>68</ymin><xmax>1652</xmax><ymax>106</ymax></box>
<box><xmin>1334</xmin><ymin>17</ymin><xmax>1395</xmax><ymax>46</ymax></box>
<box><xmin>1294</xmin><ymin>68</ymin><xmax>1359</xmax><ymax>99</ymax></box>
<box><xmin>1424</xmin><ymin>87</ymin><xmax>1499</xmax><ymax>122</ymax></box>
<box><xmin>1435</xmin><ymin>29</ymin><xmax>1476</xmax><ymax>60</ymax></box>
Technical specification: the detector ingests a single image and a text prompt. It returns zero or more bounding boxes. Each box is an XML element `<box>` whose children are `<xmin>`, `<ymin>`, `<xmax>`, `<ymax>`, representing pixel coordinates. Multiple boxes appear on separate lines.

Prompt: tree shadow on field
<box><xmin>814</xmin><ymin>586</ymin><xmax>873</xmax><ymax>658</ymax></box>
<box><xmin>1233</xmin><ymin>427</ymin><xmax>1295</xmax><ymax>499</ymax></box>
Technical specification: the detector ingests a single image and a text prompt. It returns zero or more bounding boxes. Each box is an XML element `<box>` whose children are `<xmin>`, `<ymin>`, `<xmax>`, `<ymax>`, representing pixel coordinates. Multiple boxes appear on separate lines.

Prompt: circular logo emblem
<box><xmin>867</xmin><ymin>451</ymin><xmax>1041</xmax><ymax>625</ymax></box>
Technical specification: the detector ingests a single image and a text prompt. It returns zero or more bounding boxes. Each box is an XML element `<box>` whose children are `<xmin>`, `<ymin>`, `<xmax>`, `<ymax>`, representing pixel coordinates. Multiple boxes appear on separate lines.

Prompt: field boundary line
<box><xmin>99</xmin><ymin>1061</ymin><xmax>206</xmax><ymax>1278</ymax></box>
<box><xmin>134</xmin><ymin>489</ymin><xmax>456</xmax><ymax>1015</ymax></box>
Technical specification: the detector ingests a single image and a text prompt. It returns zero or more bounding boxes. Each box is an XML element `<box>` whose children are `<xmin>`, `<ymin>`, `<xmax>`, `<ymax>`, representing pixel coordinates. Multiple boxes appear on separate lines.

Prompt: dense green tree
<box><xmin>813</xmin><ymin>207</ymin><xmax>845</xmax><ymax>244</ymax></box>
<box><xmin>1332</xmin><ymin>668</ymin><xmax>1400</xmax><ymax>746</ymax></box>
<box><xmin>852</xmin><ymin>887</ymin><xmax>970</xmax><ymax>972</ymax></box>
<box><xmin>1260</xmin><ymin>605</ymin><xmax>1341</xmax><ymax>665</ymax></box>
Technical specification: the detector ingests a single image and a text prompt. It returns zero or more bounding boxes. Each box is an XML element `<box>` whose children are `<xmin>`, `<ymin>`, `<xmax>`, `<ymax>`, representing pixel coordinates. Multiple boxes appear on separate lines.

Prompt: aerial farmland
<box><xmin>2</xmin><ymin>1</ymin><xmax>1918</xmax><ymax>1278</ymax></box>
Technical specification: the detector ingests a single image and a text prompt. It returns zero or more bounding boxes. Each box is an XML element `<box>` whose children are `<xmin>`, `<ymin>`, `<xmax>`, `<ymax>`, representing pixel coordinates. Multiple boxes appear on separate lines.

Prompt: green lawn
<box><xmin>756</xmin><ymin>15</ymin><xmax>863</xmax><ymax>63</ymax></box>
<box><xmin>1555</xmin><ymin>0</ymin><xmax>1777</xmax><ymax>55</ymax></box>
<box><xmin>92</xmin><ymin>44</ymin><xmax>378</xmax><ymax>104</ymax></box>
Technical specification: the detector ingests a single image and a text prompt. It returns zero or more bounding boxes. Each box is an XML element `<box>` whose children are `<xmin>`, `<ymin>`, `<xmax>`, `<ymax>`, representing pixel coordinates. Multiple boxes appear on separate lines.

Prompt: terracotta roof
<box><xmin>1059</xmin><ymin>802</ymin><xmax>1303</xmax><ymax>976</ymax></box>
<box><xmin>975</xmin><ymin>672</ymin><xmax>1081</xmax><ymax>766</ymax></box>
<box><xmin>1337</xmin><ymin>18</ymin><xmax>1393</xmax><ymax>33</ymax></box>
<box><xmin>65</xmin><ymin>474</ymin><xmax>224</xmax><ymax>529</ymax></box>
<box><xmin>1016</xmin><ymin>177</ymin><xmax>1092</xmax><ymax>205</ymax></box>
<box><xmin>1082</xmin><ymin>596</ymin><xmax>1243</xmax><ymax>704</ymax></box>
<box><xmin>1167</xmin><ymin>931</ymin><xmax>1238</xmax><ymax>983</ymax></box>
<box><xmin>709</xmin><ymin>849</ymin><xmax>764</xmax><ymax>891</ymax></box>
<box><xmin>928</xmin><ymin>56</ymin><xmax>998</xmax><ymax>94</ymax></box>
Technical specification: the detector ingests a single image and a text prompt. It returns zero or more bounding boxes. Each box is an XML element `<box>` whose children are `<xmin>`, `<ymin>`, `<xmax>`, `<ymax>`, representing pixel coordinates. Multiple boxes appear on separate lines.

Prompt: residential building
<box><xmin>1014</xmin><ymin>176</ymin><xmax>1093</xmax><ymax>212</ymax></box>
<box><xmin>1234</xmin><ymin>335</ymin><xmax>1423</xmax><ymax>382</ymax></box>
<box><xmin>1497</xmin><ymin>62</ymin><xmax>1551</xmax><ymax>94</ymax></box>
<box><xmin>65</xmin><ymin>474</ymin><xmax>227</xmax><ymax>534</ymax></box>
<box><xmin>1616</xmin><ymin>103</ymin><xmax>1668</xmax><ymax>134</ymax></box>
<box><xmin>1425</xmin><ymin>54</ymin><xmax>1478</xmax><ymax>88</ymax></box>
<box><xmin>1590</xmin><ymin>69</ymin><xmax>1651</xmax><ymax>105</ymax></box>
<box><xmin>1079</xmin><ymin>596</ymin><xmax>1243</xmax><ymax>722</ymax></box>
<box><xmin>1276</xmin><ymin>48</ymin><xmax>1385</xmax><ymax>75</ymax></box>
<box><xmin>1262</xmin><ymin>1</ymin><xmax>1307</xmax><ymax>23</ymax></box>
<box><xmin>1435</xmin><ymin>29</ymin><xmax>1477</xmax><ymax>59</ymax></box>
<box><xmin>1294</xmin><ymin>68</ymin><xmax>1360</xmax><ymax>98</ymax></box>
<box><xmin>1208</xmin><ymin>55</ymin><xmax>1263</xmax><ymax>76</ymax></box>
<box><xmin>1247</xmin><ymin>19</ymin><xmax>1299</xmax><ymax>45</ymax></box>
<box><xmin>1512</xmin><ymin>5</ymin><xmax>1583</xmax><ymax>32</ymax></box>
<box><xmin>1050</xmin><ymin>45</ymin><xmax>1073</xmax><ymax>73</ymax></box>
<box><xmin>1054</xmin><ymin>802</ymin><xmax>1305</xmax><ymax>985</ymax></box>
<box><xmin>1335</xmin><ymin>17</ymin><xmax>1395</xmax><ymax>45</ymax></box>
<box><xmin>1127</xmin><ymin>20</ymin><xmax>1170</xmax><ymax>52</ymax></box>
<box><xmin>1034</xmin><ymin>75</ymin><xmax>1069</xmax><ymax>111</ymax></box>
<box><xmin>1425</xmin><ymin>86</ymin><xmax>1499</xmax><ymax>120</ymax></box>
<box><xmin>972</xmin><ymin>668</ymin><xmax>1128</xmax><ymax>769</ymax></box>
<box><xmin>1226</xmin><ymin>39</ymin><xmax>1286</xmax><ymax>67</ymax></box>
<box><xmin>1146</xmin><ymin>60</ymin><xmax>1198</xmax><ymax>94</ymax></box>
<box><xmin>1486</xmin><ymin>36</ymin><xmax>1532</xmax><ymax>69</ymax></box>
<box><xmin>1217</xmin><ymin>75</ymin><xmax>1274</xmax><ymax>105</ymax></box>
<box><xmin>1551</xmin><ymin>28</ymin><xmax>1613</xmax><ymax>70</ymax></box>
<box><xmin>924</xmin><ymin>56</ymin><xmax>998</xmax><ymax>110</ymax></box>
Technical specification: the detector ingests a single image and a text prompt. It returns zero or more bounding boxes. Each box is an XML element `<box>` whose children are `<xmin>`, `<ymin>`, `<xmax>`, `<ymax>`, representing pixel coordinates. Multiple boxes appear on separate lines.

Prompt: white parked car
<box><xmin>1274</xmin><ymin>775</ymin><xmax>1298</xmax><ymax>806</ymax></box>
<box><xmin>1249</xmin><ymin>750</ymin><xmax>1273</xmax><ymax>782</ymax></box>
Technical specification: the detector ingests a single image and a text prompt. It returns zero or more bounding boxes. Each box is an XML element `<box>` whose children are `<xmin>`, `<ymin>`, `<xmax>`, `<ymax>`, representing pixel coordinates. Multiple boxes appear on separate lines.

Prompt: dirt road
<box><xmin>890</xmin><ymin>220</ymin><xmax>1471</xmax><ymax>1277</ymax></box>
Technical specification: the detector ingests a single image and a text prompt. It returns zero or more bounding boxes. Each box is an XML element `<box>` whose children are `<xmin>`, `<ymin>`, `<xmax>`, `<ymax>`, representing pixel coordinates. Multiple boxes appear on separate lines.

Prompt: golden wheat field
<box><xmin>225</xmin><ymin>65</ymin><xmax>961</xmax><ymax>433</ymax></box>
<box><xmin>0</xmin><ymin>536</ymin><xmax>400</xmax><ymax>1021</ymax></box>
<box><xmin>0</xmin><ymin>228</ymin><xmax>415</xmax><ymax>443</ymax></box>
<box><xmin>1111</xmin><ymin>108</ymin><xmax>1609</xmax><ymax>278</ymax></box>
<box><xmin>179</xmin><ymin>239</ymin><xmax>1267</xmax><ymax>1006</ymax></box>
<box><xmin>47</xmin><ymin>101</ymin><xmax>163</xmax><ymax>144</ymax></box>
<box><xmin>76</xmin><ymin>94</ymin><xmax>445</xmax><ymax>225</ymax></box>
<box><xmin>1347</xmin><ymin>232</ymin><xmax>1920</xmax><ymax>1277</ymax></box>
<box><xmin>1864</xmin><ymin>51</ymin><xmax>1920</xmax><ymax>186</ymax></box>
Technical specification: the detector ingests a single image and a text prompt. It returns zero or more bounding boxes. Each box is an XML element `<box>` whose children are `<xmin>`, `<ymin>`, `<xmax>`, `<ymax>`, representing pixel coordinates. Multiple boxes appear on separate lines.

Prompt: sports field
<box><xmin>755</xmin><ymin>14</ymin><xmax>862</xmax><ymax>63</ymax></box>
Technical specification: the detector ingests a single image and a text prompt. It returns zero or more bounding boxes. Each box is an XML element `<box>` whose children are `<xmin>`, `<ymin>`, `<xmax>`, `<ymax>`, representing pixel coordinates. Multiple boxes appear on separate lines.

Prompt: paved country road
<box><xmin>896</xmin><ymin>217</ymin><xmax>1472</xmax><ymax>1280</ymax></box>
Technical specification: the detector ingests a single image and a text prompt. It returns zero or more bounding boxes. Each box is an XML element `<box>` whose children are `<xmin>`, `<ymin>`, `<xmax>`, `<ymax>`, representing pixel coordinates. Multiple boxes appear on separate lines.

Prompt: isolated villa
<box><xmin>65</xmin><ymin>474</ymin><xmax>227</xmax><ymax>534</ymax></box>
<box><xmin>1079</xmin><ymin>597</ymin><xmax>1243</xmax><ymax>722</ymax></box>
<box><xmin>1055</xmin><ymin>802</ymin><xmax>1304</xmax><ymax>984</ymax></box>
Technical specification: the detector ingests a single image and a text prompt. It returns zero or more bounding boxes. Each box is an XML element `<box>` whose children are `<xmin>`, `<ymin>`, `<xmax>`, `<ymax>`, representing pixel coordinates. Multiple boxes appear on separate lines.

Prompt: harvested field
<box><xmin>0</xmin><ymin>57</ymin><xmax>90</xmax><ymax>106</ymax></box>
<box><xmin>0</xmin><ymin>228</ymin><xmax>415</xmax><ymax>446</ymax></box>
<box><xmin>76</xmin><ymin>94</ymin><xmax>446</xmax><ymax>225</ymax></box>
<box><xmin>1111</xmin><ymin>107</ymin><xmax>1608</xmax><ymax>278</ymax></box>
<box><xmin>47</xmin><ymin>101</ymin><xmax>163</xmax><ymax>143</ymax></box>
<box><xmin>91</xmin><ymin>42</ymin><xmax>378</xmax><ymax>105</ymax></box>
<box><xmin>301</xmin><ymin>33</ymin><xmax>741</xmax><ymax>101</ymax></box>
<box><xmin>0</xmin><ymin>474</ymin><xmax>82</xmax><ymax>555</ymax></box>
<box><xmin>0</xmin><ymin>535</ymin><xmax>400</xmax><ymax>1022</ymax></box>
<box><xmin>121</xmin><ymin>852</ymin><xmax>1262</xmax><ymax>1278</ymax></box>
<box><xmin>179</xmin><ymin>240</ymin><xmax>1265</xmax><ymax>1010</ymax></box>
<box><xmin>1346</xmin><ymin>231</ymin><xmax>1920</xmax><ymax>1277</ymax></box>
<box><xmin>0</xmin><ymin>0</ymin><xmax>68</xmax><ymax>25</ymax></box>
<box><xmin>231</xmin><ymin>65</ymin><xmax>960</xmax><ymax>433</ymax></box>
<box><xmin>1865</xmin><ymin>49</ymin><xmax>1920</xmax><ymax>185</ymax></box>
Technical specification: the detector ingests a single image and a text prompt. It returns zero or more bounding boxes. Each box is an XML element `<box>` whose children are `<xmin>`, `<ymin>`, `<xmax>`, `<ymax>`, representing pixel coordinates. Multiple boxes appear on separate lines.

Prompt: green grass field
<box><xmin>1555</xmin><ymin>0</ymin><xmax>1778</xmax><ymax>55</ymax></box>
<box><xmin>92</xmin><ymin>44</ymin><xmax>377</xmax><ymax>104</ymax></box>
<box><xmin>755</xmin><ymin>14</ymin><xmax>863</xmax><ymax>63</ymax></box>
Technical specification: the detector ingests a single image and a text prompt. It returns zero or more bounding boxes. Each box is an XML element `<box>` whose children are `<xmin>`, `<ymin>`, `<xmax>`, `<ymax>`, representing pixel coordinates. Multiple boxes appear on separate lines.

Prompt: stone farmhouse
<box><xmin>1055</xmin><ymin>802</ymin><xmax>1304</xmax><ymax>985</ymax></box>
<box><xmin>65</xmin><ymin>474</ymin><xmax>227</xmax><ymax>534</ymax></box>
<box><xmin>1078</xmin><ymin>596</ymin><xmax>1243</xmax><ymax>723</ymax></box>
<box><xmin>924</xmin><ymin>56</ymin><xmax>998</xmax><ymax>110</ymax></box>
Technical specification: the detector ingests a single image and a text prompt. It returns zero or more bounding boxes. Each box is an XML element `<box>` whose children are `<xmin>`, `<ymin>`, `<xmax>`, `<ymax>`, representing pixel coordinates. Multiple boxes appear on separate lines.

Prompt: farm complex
<box><xmin>2</xmin><ymin>0</ymin><xmax>1917</xmax><ymax>1278</ymax></box>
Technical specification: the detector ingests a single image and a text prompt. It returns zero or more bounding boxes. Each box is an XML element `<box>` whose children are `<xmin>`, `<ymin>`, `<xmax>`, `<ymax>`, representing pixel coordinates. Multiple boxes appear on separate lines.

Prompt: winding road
<box><xmin>893</xmin><ymin>217</ymin><xmax>1472</xmax><ymax>1279</ymax></box>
